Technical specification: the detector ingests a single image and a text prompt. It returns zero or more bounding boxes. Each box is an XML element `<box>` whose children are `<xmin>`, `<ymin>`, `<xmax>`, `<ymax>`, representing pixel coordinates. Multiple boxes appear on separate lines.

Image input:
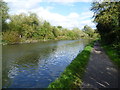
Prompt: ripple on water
<box><xmin>3</xmin><ymin>40</ymin><xmax>86</xmax><ymax>88</ymax></box>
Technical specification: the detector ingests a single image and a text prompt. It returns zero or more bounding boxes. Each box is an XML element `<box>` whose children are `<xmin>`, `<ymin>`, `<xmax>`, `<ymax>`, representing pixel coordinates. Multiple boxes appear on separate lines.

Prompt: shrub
<box><xmin>3</xmin><ymin>31</ymin><xmax>21</xmax><ymax>44</ymax></box>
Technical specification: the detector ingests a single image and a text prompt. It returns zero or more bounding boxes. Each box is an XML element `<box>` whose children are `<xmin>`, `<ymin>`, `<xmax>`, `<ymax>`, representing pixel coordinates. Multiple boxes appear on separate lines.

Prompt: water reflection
<box><xmin>2</xmin><ymin>40</ymin><xmax>88</xmax><ymax>88</ymax></box>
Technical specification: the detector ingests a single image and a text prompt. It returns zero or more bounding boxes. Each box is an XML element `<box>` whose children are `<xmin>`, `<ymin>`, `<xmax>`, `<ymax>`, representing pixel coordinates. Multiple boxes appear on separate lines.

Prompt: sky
<box><xmin>4</xmin><ymin>0</ymin><xmax>97</xmax><ymax>30</ymax></box>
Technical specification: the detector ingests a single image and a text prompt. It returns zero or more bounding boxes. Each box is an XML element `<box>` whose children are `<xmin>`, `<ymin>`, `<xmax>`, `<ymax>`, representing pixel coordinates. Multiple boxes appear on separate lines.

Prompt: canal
<box><xmin>2</xmin><ymin>39</ymin><xmax>89</xmax><ymax>88</ymax></box>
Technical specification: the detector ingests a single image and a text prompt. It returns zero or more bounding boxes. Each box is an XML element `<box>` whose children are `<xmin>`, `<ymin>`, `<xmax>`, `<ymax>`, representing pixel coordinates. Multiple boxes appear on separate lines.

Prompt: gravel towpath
<box><xmin>81</xmin><ymin>42</ymin><xmax>119</xmax><ymax>89</ymax></box>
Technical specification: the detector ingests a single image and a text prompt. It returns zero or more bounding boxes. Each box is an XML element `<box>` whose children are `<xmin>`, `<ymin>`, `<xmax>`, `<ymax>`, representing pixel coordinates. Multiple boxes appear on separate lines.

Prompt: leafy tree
<box><xmin>0</xmin><ymin>0</ymin><xmax>9</xmax><ymax>31</ymax></box>
<box><xmin>52</xmin><ymin>26</ymin><xmax>59</xmax><ymax>38</ymax></box>
<box><xmin>39</xmin><ymin>21</ymin><xmax>54</xmax><ymax>40</ymax></box>
<box><xmin>57</xmin><ymin>26</ymin><xmax>62</xmax><ymax>29</ymax></box>
<box><xmin>91</xmin><ymin>1</ymin><xmax>120</xmax><ymax>44</ymax></box>
<box><xmin>83</xmin><ymin>25</ymin><xmax>95</xmax><ymax>38</ymax></box>
<box><xmin>72</xmin><ymin>28</ymin><xmax>88</xmax><ymax>38</ymax></box>
<box><xmin>8</xmin><ymin>13</ymin><xmax>40</xmax><ymax>39</ymax></box>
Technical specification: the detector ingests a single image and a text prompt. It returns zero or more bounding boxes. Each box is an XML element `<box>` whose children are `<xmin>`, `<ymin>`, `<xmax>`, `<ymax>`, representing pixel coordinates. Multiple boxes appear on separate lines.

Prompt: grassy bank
<box><xmin>101</xmin><ymin>43</ymin><xmax>120</xmax><ymax>68</ymax></box>
<box><xmin>48</xmin><ymin>42</ymin><xmax>94</xmax><ymax>88</ymax></box>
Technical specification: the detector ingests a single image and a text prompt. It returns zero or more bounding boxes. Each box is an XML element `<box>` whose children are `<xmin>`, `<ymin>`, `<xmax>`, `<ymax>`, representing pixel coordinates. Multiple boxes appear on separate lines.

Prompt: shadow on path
<box><xmin>81</xmin><ymin>41</ymin><xmax>119</xmax><ymax>89</ymax></box>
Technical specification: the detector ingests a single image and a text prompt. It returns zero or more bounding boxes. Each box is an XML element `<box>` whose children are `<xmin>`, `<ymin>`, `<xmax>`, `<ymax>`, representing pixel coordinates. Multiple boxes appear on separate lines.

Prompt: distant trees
<box><xmin>2</xmin><ymin>11</ymin><xmax>97</xmax><ymax>43</ymax></box>
<box><xmin>91</xmin><ymin>0</ymin><xmax>120</xmax><ymax>47</ymax></box>
<box><xmin>1</xmin><ymin>0</ymin><xmax>98</xmax><ymax>44</ymax></box>
<box><xmin>83</xmin><ymin>25</ymin><xmax>95</xmax><ymax>38</ymax></box>
<box><xmin>52</xmin><ymin>26</ymin><xmax>59</xmax><ymax>38</ymax></box>
<box><xmin>57</xmin><ymin>26</ymin><xmax>62</xmax><ymax>29</ymax></box>
<box><xmin>9</xmin><ymin>13</ymin><xmax>39</xmax><ymax>37</ymax></box>
<box><xmin>2</xmin><ymin>12</ymin><xmax>40</xmax><ymax>43</ymax></box>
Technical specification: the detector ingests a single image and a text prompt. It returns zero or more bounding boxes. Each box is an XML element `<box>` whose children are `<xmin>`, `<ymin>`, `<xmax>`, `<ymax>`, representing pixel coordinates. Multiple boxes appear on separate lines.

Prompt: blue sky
<box><xmin>39</xmin><ymin>2</ymin><xmax>91</xmax><ymax>15</ymax></box>
<box><xmin>4</xmin><ymin>0</ymin><xmax>96</xmax><ymax>29</ymax></box>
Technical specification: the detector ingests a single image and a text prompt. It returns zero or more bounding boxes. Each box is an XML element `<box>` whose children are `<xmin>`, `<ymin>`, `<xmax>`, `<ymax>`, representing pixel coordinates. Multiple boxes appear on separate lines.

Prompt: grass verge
<box><xmin>101</xmin><ymin>43</ymin><xmax>120</xmax><ymax>68</ymax></box>
<box><xmin>48</xmin><ymin>42</ymin><xmax>94</xmax><ymax>88</ymax></box>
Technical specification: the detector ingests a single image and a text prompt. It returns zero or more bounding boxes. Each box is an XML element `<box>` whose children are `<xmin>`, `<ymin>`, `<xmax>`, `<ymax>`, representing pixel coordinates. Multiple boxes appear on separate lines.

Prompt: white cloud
<box><xmin>79</xmin><ymin>11</ymin><xmax>94</xmax><ymax>20</ymax></box>
<box><xmin>8</xmin><ymin>6</ymin><xmax>95</xmax><ymax>29</ymax></box>
<box><xmin>68</xmin><ymin>13</ymin><xmax>80</xmax><ymax>19</ymax></box>
<box><xmin>30</xmin><ymin>7</ymin><xmax>95</xmax><ymax>29</ymax></box>
<box><xmin>5</xmin><ymin>0</ymin><xmax>42</xmax><ymax>10</ymax></box>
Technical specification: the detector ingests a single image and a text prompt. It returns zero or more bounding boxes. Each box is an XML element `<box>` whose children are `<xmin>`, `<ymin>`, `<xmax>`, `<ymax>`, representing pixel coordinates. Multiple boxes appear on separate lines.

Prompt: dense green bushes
<box><xmin>48</xmin><ymin>42</ymin><xmax>94</xmax><ymax>88</ymax></box>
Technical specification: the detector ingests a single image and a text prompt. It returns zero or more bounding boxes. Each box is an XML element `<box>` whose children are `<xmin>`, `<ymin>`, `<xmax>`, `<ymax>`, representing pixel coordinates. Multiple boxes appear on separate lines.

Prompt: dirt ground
<box><xmin>81</xmin><ymin>41</ymin><xmax>119</xmax><ymax>89</ymax></box>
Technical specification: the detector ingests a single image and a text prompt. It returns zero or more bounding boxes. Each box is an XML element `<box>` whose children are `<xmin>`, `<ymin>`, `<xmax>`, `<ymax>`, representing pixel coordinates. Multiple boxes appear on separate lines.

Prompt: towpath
<box><xmin>81</xmin><ymin>41</ymin><xmax>119</xmax><ymax>89</ymax></box>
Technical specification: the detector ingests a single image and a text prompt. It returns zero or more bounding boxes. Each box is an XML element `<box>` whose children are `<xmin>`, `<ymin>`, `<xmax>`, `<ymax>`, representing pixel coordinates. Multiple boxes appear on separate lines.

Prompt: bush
<box><xmin>3</xmin><ymin>31</ymin><xmax>21</xmax><ymax>44</ymax></box>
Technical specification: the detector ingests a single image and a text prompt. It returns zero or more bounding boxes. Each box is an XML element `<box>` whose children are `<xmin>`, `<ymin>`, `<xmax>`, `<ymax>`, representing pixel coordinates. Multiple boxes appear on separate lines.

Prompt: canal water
<box><xmin>2</xmin><ymin>40</ymin><xmax>88</xmax><ymax>88</ymax></box>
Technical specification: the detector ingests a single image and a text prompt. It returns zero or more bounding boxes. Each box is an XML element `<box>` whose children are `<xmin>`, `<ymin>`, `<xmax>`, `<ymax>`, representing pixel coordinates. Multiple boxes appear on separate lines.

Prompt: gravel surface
<box><xmin>81</xmin><ymin>42</ymin><xmax>119</xmax><ymax>89</ymax></box>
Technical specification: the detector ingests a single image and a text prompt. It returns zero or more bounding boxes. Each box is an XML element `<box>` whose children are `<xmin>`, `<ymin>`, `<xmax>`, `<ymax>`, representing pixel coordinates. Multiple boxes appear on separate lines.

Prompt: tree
<box><xmin>0</xmin><ymin>0</ymin><xmax>9</xmax><ymax>31</ymax></box>
<box><xmin>83</xmin><ymin>25</ymin><xmax>95</xmax><ymax>38</ymax></box>
<box><xmin>91</xmin><ymin>1</ymin><xmax>120</xmax><ymax>44</ymax></box>
<box><xmin>52</xmin><ymin>26</ymin><xmax>59</xmax><ymax>38</ymax></box>
<box><xmin>8</xmin><ymin>13</ymin><xmax>40</xmax><ymax>38</ymax></box>
<box><xmin>39</xmin><ymin>21</ymin><xmax>54</xmax><ymax>40</ymax></box>
<box><xmin>72</xmin><ymin>28</ymin><xmax>87</xmax><ymax>38</ymax></box>
<box><xmin>57</xmin><ymin>26</ymin><xmax>62</xmax><ymax>29</ymax></box>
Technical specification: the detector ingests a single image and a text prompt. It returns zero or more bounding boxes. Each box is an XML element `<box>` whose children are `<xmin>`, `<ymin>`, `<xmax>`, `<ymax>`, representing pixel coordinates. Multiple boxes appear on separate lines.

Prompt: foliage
<box><xmin>0</xmin><ymin>0</ymin><xmax>9</xmax><ymax>31</ymax></box>
<box><xmin>3</xmin><ymin>31</ymin><xmax>21</xmax><ymax>44</ymax></box>
<box><xmin>8</xmin><ymin>13</ymin><xmax>40</xmax><ymax>38</ymax></box>
<box><xmin>101</xmin><ymin>42</ymin><xmax>120</xmax><ymax>68</ymax></box>
<box><xmin>48</xmin><ymin>42</ymin><xmax>94</xmax><ymax>88</ymax></box>
<box><xmin>91</xmin><ymin>0</ymin><xmax>120</xmax><ymax>49</ymax></box>
<box><xmin>52</xmin><ymin>26</ymin><xmax>59</xmax><ymax>38</ymax></box>
<box><xmin>83</xmin><ymin>25</ymin><xmax>95</xmax><ymax>38</ymax></box>
<box><xmin>3</xmin><ymin>11</ymin><xmax>96</xmax><ymax>44</ymax></box>
<box><xmin>57</xmin><ymin>26</ymin><xmax>62</xmax><ymax>29</ymax></box>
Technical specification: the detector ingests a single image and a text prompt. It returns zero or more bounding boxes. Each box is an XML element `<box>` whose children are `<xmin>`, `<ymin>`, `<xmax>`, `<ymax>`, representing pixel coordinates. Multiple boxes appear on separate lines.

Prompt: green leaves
<box><xmin>0</xmin><ymin>0</ymin><xmax>9</xmax><ymax>31</ymax></box>
<box><xmin>83</xmin><ymin>25</ymin><xmax>95</xmax><ymax>38</ymax></box>
<box><xmin>91</xmin><ymin>0</ymin><xmax>120</xmax><ymax>45</ymax></box>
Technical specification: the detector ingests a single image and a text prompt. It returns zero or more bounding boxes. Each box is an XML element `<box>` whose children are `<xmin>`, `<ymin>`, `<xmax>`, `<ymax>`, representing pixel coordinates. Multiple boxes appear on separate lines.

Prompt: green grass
<box><xmin>48</xmin><ymin>42</ymin><xmax>94</xmax><ymax>88</ymax></box>
<box><xmin>101</xmin><ymin>43</ymin><xmax>120</xmax><ymax>68</ymax></box>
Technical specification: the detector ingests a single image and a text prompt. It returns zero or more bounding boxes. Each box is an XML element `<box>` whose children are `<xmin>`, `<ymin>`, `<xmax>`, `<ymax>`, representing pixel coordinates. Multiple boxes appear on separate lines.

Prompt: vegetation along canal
<box><xmin>2</xmin><ymin>39</ymin><xmax>89</xmax><ymax>88</ymax></box>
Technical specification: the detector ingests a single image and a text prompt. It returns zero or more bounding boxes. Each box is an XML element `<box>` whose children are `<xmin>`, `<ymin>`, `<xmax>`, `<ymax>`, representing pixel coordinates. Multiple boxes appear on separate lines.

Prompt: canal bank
<box><xmin>48</xmin><ymin>41</ymin><xmax>94</xmax><ymax>88</ymax></box>
<box><xmin>2</xmin><ymin>37</ymin><xmax>92</xmax><ymax>46</ymax></box>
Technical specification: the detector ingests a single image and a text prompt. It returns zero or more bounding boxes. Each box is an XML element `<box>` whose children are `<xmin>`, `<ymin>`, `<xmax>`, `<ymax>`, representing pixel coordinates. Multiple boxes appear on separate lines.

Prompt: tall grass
<box><xmin>101</xmin><ymin>43</ymin><xmax>120</xmax><ymax>68</ymax></box>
